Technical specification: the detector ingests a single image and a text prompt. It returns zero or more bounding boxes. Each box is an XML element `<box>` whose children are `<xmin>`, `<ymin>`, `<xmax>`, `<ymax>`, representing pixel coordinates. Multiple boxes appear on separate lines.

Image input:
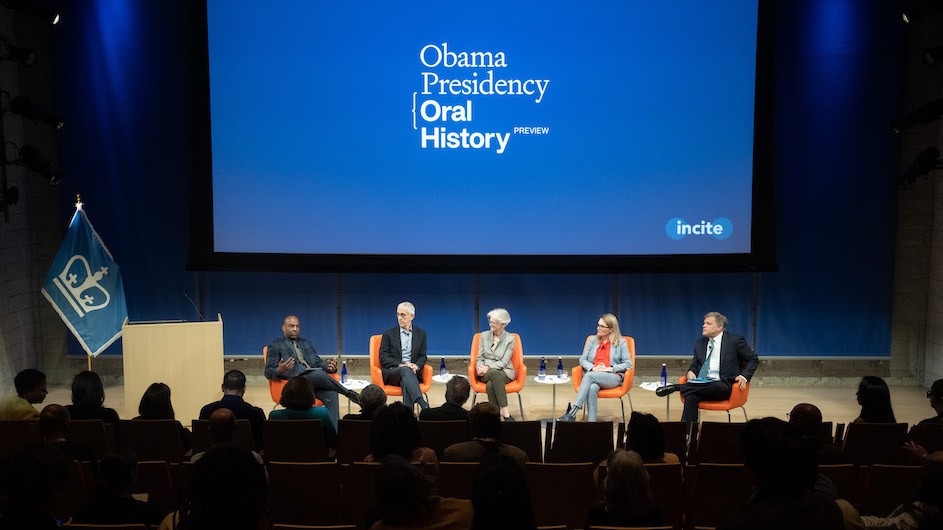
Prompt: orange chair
<box><xmin>468</xmin><ymin>332</ymin><xmax>527</xmax><ymax>419</ymax></box>
<box><xmin>263</xmin><ymin>346</ymin><xmax>337</xmax><ymax>409</ymax></box>
<box><xmin>368</xmin><ymin>334</ymin><xmax>432</xmax><ymax>404</ymax></box>
<box><xmin>677</xmin><ymin>374</ymin><xmax>749</xmax><ymax>422</ymax></box>
<box><xmin>570</xmin><ymin>335</ymin><xmax>636</xmax><ymax>423</ymax></box>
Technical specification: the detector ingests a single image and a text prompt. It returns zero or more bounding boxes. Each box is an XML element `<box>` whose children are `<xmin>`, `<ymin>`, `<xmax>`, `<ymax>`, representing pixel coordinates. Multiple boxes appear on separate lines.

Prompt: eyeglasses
<box><xmin>597</xmin><ymin>324</ymin><xmax>610</xmax><ymax>329</ymax></box>
<box><xmin>396</xmin><ymin>313</ymin><xmax>412</xmax><ymax>318</ymax></box>
<box><xmin>489</xmin><ymin>321</ymin><xmax>505</xmax><ymax>326</ymax></box>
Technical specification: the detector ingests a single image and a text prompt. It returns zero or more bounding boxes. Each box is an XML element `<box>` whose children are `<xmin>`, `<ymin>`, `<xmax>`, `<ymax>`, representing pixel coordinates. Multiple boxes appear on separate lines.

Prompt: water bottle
<box><xmin>341</xmin><ymin>360</ymin><xmax>348</xmax><ymax>384</ymax></box>
<box><xmin>440</xmin><ymin>357</ymin><xmax>447</xmax><ymax>376</ymax></box>
<box><xmin>661</xmin><ymin>363</ymin><xmax>667</xmax><ymax>389</ymax></box>
<box><xmin>557</xmin><ymin>356</ymin><xmax>564</xmax><ymax>378</ymax></box>
<box><xmin>539</xmin><ymin>356</ymin><xmax>546</xmax><ymax>378</ymax></box>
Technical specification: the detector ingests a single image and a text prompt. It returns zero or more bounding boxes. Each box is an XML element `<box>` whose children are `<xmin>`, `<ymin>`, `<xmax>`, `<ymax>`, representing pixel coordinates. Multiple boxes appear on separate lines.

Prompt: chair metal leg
<box><xmin>472</xmin><ymin>393</ymin><xmax>478</xmax><ymax>407</ymax></box>
<box><xmin>741</xmin><ymin>406</ymin><xmax>748</xmax><ymax>421</ymax></box>
<box><xmin>619</xmin><ymin>398</ymin><xmax>625</xmax><ymax>425</ymax></box>
<box><xmin>517</xmin><ymin>393</ymin><xmax>525</xmax><ymax>420</ymax></box>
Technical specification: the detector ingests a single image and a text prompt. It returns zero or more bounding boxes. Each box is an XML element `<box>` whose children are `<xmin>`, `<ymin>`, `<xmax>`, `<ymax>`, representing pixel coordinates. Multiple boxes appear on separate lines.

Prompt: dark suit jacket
<box><xmin>419</xmin><ymin>402</ymin><xmax>468</xmax><ymax>421</ymax></box>
<box><xmin>199</xmin><ymin>394</ymin><xmax>267</xmax><ymax>450</ymax></box>
<box><xmin>379</xmin><ymin>326</ymin><xmax>427</xmax><ymax>381</ymax></box>
<box><xmin>688</xmin><ymin>331</ymin><xmax>758</xmax><ymax>385</ymax></box>
<box><xmin>265</xmin><ymin>336</ymin><xmax>332</xmax><ymax>381</ymax></box>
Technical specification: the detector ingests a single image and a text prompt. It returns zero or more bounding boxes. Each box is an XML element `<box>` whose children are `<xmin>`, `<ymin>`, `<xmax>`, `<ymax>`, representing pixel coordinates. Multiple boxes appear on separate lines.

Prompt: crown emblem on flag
<box><xmin>52</xmin><ymin>255</ymin><xmax>112</xmax><ymax>317</ymax></box>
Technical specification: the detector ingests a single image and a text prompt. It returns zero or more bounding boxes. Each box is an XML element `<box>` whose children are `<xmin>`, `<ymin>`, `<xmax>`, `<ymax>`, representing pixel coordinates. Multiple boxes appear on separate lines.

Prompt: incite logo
<box><xmin>666</xmin><ymin>217</ymin><xmax>733</xmax><ymax>241</ymax></box>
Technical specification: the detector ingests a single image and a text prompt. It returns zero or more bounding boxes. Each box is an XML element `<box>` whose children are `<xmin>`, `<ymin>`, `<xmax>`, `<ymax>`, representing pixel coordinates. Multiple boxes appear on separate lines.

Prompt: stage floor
<box><xmin>44</xmin><ymin>378</ymin><xmax>935</xmax><ymax>428</ymax></box>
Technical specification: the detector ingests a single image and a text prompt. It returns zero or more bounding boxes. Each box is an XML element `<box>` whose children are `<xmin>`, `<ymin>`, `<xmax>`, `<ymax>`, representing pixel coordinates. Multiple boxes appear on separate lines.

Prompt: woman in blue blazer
<box><xmin>558</xmin><ymin>313</ymin><xmax>631</xmax><ymax>422</ymax></box>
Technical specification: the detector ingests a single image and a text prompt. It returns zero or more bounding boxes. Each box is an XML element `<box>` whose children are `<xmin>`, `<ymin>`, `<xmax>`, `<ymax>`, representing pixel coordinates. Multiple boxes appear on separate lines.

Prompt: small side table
<box><xmin>533</xmin><ymin>374</ymin><xmax>571</xmax><ymax>426</ymax></box>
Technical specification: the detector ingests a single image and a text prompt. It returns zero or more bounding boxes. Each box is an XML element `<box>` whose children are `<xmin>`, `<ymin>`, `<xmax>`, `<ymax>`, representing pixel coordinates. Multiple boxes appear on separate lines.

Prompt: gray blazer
<box><xmin>578</xmin><ymin>336</ymin><xmax>632</xmax><ymax>374</ymax></box>
<box><xmin>477</xmin><ymin>330</ymin><xmax>517</xmax><ymax>380</ymax></box>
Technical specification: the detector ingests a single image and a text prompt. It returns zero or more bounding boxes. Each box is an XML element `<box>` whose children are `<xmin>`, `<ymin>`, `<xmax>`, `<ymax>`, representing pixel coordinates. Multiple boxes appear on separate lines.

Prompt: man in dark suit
<box><xmin>657</xmin><ymin>311</ymin><xmax>758</xmax><ymax>423</ymax></box>
<box><xmin>379</xmin><ymin>301</ymin><xmax>429</xmax><ymax>410</ymax></box>
<box><xmin>199</xmin><ymin>370</ymin><xmax>267</xmax><ymax>450</ymax></box>
<box><xmin>265</xmin><ymin>315</ymin><xmax>360</xmax><ymax>429</ymax></box>
<box><xmin>420</xmin><ymin>376</ymin><xmax>470</xmax><ymax>421</ymax></box>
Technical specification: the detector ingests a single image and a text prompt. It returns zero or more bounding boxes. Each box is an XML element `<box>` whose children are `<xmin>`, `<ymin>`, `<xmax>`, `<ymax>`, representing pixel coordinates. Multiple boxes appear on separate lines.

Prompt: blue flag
<box><xmin>41</xmin><ymin>207</ymin><xmax>128</xmax><ymax>357</ymax></box>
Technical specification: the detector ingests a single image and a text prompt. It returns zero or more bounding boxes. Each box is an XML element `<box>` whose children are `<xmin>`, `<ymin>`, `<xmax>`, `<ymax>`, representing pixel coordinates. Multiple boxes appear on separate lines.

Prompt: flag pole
<box><xmin>77</xmin><ymin>194</ymin><xmax>91</xmax><ymax>371</ymax></box>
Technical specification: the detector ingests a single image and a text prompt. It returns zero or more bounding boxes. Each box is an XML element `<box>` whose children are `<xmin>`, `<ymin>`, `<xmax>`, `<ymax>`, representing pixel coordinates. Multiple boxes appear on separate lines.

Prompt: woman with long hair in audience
<box><xmin>558</xmin><ymin>313</ymin><xmax>632</xmax><ymax>422</ymax></box>
<box><xmin>370</xmin><ymin>454</ymin><xmax>472</xmax><ymax>530</ymax></box>
<box><xmin>626</xmin><ymin>411</ymin><xmax>680</xmax><ymax>464</ymax></box>
<box><xmin>365</xmin><ymin>402</ymin><xmax>437</xmax><ymax>468</ymax></box>
<box><xmin>586</xmin><ymin>449</ymin><xmax>662</xmax><ymax>528</ymax></box>
<box><xmin>268</xmin><ymin>375</ymin><xmax>337</xmax><ymax>447</ymax></box>
<box><xmin>66</xmin><ymin>370</ymin><xmax>120</xmax><ymax>427</ymax></box>
<box><xmin>854</xmin><ymin>375</ymin><xmax>897</xmax><ymax>423</ymax></box>
<box><xmin>134</xmin><ymin>382</ymin><xmax>191</xmax><ymax>450</ymax></box>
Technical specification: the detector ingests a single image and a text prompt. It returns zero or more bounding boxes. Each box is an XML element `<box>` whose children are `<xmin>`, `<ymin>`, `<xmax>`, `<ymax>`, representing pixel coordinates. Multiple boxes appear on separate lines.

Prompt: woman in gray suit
<box><xmin>475</xmin><ymin>308</ymin><xmax>517</xmax><ymax>421</ymax></box>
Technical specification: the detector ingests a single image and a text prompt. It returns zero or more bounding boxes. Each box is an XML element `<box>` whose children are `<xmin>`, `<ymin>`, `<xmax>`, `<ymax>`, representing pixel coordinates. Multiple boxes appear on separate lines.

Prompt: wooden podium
<box><xmin>122</xmin><ymin>315</ymin><xmax>224</xmax><ymax>425</ymax></box>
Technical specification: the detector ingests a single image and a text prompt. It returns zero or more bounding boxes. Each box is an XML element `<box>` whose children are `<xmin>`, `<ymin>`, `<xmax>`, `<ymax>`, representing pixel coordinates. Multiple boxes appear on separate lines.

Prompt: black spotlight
<box><xmin>0</xmin><ymin>185</ymin><xmax>17</xmax><ymax>207</ymax></box>
<box><xmin>13</xmin><ymin>144</ymin><xmax>59</xmax><ymax>185</ymax></box>
<box><xmin>1</xmin><ymin>0</ymin><xmax>59</xmax><ymax>25</ymax></box>
<box><xmin>0</xmin><ymin>39</ymin><xmax>36</xmax><ymax>66</ymax></box>
<box><xmin>899</xmin><ymin>146</ymin><xmax>942</xmax><ymax>189</ymax></box>
<box><xmin>893</xmin><ymin>99</ymin><xmax>943</xmax><ymax>133</ymax></box>
<box><xmin>9</xmin><ymin>96</ymin><xmax>62</xmax><ymax>128</ymax></box>
<box><xmin>925</xmin><ymin>45</ymin><xmax>943</xmax><ymax>67</ymax></box>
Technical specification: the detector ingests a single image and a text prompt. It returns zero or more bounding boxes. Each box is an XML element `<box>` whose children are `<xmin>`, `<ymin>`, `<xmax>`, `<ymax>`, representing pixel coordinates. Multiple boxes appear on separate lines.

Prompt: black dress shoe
<box><xmin>347</xmin><ymin>390</ymin><xmax>361</xmax><ymax>405</ymax></box>
<box><xmin>655</xmin><ymin>384</ymin><xmax>678</xmax><ymax>397</ymax></box>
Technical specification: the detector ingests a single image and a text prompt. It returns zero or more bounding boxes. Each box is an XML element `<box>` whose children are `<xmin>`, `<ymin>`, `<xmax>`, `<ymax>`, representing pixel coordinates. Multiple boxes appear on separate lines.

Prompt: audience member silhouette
<box><xmin>625</xmin><ymin>411</ymin><xmax>679</xmax><ymax>464</ymax></box>
<box><xmin>0</xmin><ymin>443</ymin><xmax>69</xmax><ymax>529</ymax></box>
<box><xmin>72</xmin><ymin>449</ymin><xmax>163</xmax><ymax>526</ymax></box>
<box><xmin>719</xmin><ymin>417</ymin><xmax>844</xmax><ymax>530</ymax></box>
<box><xmin>159</xmin><ymin>443</ymin><xmax>268</xmax><ymax>530</ymax></box>
<box><xmin>443</xmin><ymin>402</ymin><xmax>527</xmax><ymax>465</ymax></box>
<box><xmin>66</xmin><ymin>370</ymin><xmax>120</xmax><ymax>427</ymax></box>
<box><xmin>855</xmin><ymin>451</ymin><xmax>943</xmax><ymax>529</ymax></box>
<box><xmin>918</xmin><ymin>379</ymin><xmax>943</xmax><ymax>425</ymax></box>
<box><xmin>471</xmin><ymin>455</ymin><xmax>536</xmax><ymax>530</ymax></box>
<box><xmin>854</xmin><ymin>375</ymin><xmax>897</xmax><ymax>423</ymax></box>
<box><xmin>343</xmin><ymin>383</ymin><xmax>387</xmax><ymax>420</ymax></box>
<box><xmin>420</xmin><ymin>376</ymin><xmax>471</xmax><ymax>421</ymax></box>
<box><xmin>38</xmin><ymin>404</ymin><xmax>96</xmax><ymax>463</ymax></box>
<box><xmin>192</xmin><ymin>408</ymin><xmax>264</xmax><ymax>465</ymax></box>
<box><xmin>586</xmin><ymin>449</ymin><xmax>662</xmax><ymax>528</ymax></box>
<box><xmin>134</xmin><ymin>382</ymin><xmax>192</xmax><ymax>450</ymax></box>
<box><xmin>0</xmin><ymin>368</ymin><xmax>47</xmax><ymax>420</ymax></box>
<box><xmin>370</xmin><ymin>454</ymin><xmax>472</xmax><ymax>530</ymax></box>
<box><xmin>199</xmin><ymin>369</ymin><xmax>266</xmax><ymax>450</ymax></box>
<box><xmin>268</xmin><ymin>375</ymin><xmax>337</xmax><ymax>448</ymax></box>
<box><xmin>365</xmin><ymin>402</ymin><xmax>437</xmax><ymax>467</ymax></box>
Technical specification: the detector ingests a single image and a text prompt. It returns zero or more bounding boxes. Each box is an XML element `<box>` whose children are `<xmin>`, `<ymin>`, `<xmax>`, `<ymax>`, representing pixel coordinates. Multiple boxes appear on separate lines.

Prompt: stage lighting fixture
<box><xmin>903</xmin><ymin>0</ymin><xmax>943</xmax><ymax>23</ymax></box>
<box><xmin>893</xmin><ymin>99</ymin><xmax>943</xmax><ymax>133</ymax></box>
<box><xmin>1</xmin><ymin>0</ymin><xmax>59</xmax><ymax>25</ymax></box>
<box><xmin>11</xmin><ymin>144</ymin><xmax>59</xmax><ymax>185</ymax></box>
<box><xmin>0</xmin><ymin>37</ymin><xmax>36</xmax><ymax>67</ymax></box>
<box><xmin>0</xmin><ymin>185</ymin><xmax>17</xmax><ymax>207</ymax></box>
<box><xmin>8</xmin><ymin>96</ymin><xmax>63</xmax><ymax>128</ymax></box>
<box><xmin>925</xmin><ymin>45</ymin><xmax>943</xmax><ymax>67</ymax></box>
<box><xmin>899</xmin><ymin>146</ymin><xmax>942</xmax><ymax>189</ymax></box>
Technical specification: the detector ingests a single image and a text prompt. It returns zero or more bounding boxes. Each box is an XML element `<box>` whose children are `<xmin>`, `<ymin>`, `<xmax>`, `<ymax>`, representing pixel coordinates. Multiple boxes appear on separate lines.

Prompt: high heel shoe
<box><xmin>557</xmin><ymin>402</ymin><xmax>578</xmax><ymax>422</ymax></box>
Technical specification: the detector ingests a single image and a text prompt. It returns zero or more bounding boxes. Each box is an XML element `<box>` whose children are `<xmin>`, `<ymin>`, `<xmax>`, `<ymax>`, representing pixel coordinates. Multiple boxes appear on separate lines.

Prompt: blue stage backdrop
<box><xmin>53</xmin><ymin>0</ymin><xmax>901</xmax><ymax>358</ymax></box>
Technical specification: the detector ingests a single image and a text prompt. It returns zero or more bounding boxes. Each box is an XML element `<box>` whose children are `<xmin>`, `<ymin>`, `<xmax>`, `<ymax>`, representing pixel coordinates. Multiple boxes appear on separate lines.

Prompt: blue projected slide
<box><xmin>207</xmin><ymin>1</ymin><xmax>758</xmax><ymax>256</ymax></box>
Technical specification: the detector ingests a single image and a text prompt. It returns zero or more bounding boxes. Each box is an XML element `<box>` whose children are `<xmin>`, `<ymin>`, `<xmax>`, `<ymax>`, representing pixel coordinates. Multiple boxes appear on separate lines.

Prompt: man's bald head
<box><xmin>209</xmin><ymin>408</ymin><xmax>237</xmax><ymax>443</ymax></box>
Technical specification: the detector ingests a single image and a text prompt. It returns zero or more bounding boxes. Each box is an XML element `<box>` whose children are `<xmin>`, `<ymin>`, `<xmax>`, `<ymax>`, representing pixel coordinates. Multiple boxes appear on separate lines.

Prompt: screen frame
<box><xmin>187</xmin><ymin>1</ymin><xmax>776</xmax><ymax>274</ymax></box>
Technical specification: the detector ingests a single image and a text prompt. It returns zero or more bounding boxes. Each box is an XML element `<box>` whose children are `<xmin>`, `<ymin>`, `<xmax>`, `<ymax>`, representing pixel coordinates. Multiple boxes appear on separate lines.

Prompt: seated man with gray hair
<box><xmin>420</xmin><ymin>376</ymin><xmax>471</xmax><ymax>421</ymax></box>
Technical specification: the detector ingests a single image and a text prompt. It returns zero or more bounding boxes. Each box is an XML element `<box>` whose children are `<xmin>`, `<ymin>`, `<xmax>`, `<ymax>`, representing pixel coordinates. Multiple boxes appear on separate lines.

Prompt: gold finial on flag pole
<box><xmin>75</xmin><ymin>194</ymin><xmax>83</xmax><ymax>210</ymax></box>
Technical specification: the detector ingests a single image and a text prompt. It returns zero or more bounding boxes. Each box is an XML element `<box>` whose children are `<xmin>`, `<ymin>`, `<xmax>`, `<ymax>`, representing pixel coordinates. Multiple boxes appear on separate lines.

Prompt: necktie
<box><xmin>697</xmin><ymin>338</ymin><xmax>715</xmax><ymax>380</ymax></box>
<box><xmin>293</xmin><ymin>341</ymin><xmax>312</xmax><ymax>370</ymax></box>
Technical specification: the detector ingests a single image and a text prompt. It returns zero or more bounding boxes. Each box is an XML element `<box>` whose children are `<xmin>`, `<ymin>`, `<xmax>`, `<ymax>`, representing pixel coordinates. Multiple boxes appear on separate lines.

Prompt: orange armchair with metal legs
<box><xmin>570</xmin><ymin>335</ymin><xmax>636</xmax><ymax>423</ymax></box>
<box><xmin>368</xmin><ymin>335</ymin><xmax>432</xmax><ymax>403</ymax></box>
<box><xmin>262</xmin><ymin>346</ymin><xmax>336</xmax><ymax>409</ymax></box>
<box><xmin>677</xmin><ymin>374</ymin><xmax>750</xmax><ymax>422</ymax></box>
<box><xmin>468</xmin><ymin>332</ymin><xmax>527</xmax><ymax>419</ymax></box>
